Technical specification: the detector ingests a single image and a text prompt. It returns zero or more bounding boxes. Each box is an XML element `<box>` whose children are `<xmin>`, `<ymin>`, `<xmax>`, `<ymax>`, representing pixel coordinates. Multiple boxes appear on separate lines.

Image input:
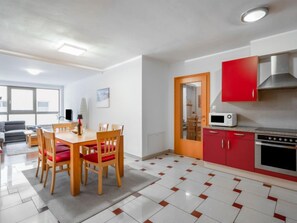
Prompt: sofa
<box><xmin>0</xmin><ymin>121</ymin><xmax>26</xmax><ymax>144</ymax></box>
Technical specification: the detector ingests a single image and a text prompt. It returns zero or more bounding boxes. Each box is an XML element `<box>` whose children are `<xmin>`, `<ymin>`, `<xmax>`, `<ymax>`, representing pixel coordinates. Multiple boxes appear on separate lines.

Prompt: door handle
<box><xmin>221</xmin><ymin>139</ymin><xmax>224</xmax><ymax>149</ymax></box>
<box><xmin>227</xmin><ymin>140</ymin><xmax>230</xmax><ymax>150</ymax></box>
<box><xmin>252</xmin><ymin>89</ymin><xmax>255</xmax><ymax>98</ymax></box>
<box><xmin>209</xmin><ymin>131</ymin><xmax>218</xmax><ymax>134</ymax></box>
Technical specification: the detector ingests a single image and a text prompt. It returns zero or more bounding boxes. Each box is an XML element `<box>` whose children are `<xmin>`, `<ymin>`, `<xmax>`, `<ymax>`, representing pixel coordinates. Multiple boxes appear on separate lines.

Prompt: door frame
<box><xmin>174</xmin><ymin>72</ymin><xmax>210</xmax><ymax>159</ymax></box>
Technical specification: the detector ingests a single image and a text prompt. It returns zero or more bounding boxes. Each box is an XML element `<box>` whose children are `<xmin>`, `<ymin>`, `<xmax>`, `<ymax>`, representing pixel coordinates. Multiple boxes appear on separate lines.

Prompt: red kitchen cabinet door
<box><xmin>222</xmin><ymin>56</ymin><xmax>258</xmax><ymax>102</ymax></box>
<box><xmin>203</xmin><ymin>129</ymin><xmax>226</xmax><ymax>165</ymax></box>
<box><xmin>226</xmin><ymin>131</ymin><xmax>255</xmax><ymax>171</ymax></box>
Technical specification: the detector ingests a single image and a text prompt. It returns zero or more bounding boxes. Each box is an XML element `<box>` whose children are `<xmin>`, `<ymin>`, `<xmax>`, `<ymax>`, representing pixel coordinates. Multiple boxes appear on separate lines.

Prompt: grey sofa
<box><xmin>0</xmin><ymin>121</ymin><xmax>26</xmax><ymax>144</ymax></box>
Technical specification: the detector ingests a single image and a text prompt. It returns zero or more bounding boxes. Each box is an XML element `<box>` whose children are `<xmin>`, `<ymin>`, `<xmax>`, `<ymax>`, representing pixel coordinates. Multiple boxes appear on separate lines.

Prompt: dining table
<box><xmin>55</xmin><ymin>129</ymin><xmax>124</xmax><ymax>196</ymax></box>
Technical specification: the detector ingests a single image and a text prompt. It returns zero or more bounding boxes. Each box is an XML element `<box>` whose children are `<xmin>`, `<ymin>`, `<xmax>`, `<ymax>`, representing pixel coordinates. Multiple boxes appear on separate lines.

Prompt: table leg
<box><xmin>119</xmin><ymin>135</ymin><xmax>124</xmax><ymax>177</ymax></box>
<box><xmin>70</xmin><ymin>144</ymin><xmax>81</xmax><ymax>196</ymax></box>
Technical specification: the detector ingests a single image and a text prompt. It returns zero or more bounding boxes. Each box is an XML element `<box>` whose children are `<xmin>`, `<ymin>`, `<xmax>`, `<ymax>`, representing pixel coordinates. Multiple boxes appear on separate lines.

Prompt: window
<box><xmin>0</xmin><ymin>85</ymin><xmax>61</xmax><ymax>125</ymax></box>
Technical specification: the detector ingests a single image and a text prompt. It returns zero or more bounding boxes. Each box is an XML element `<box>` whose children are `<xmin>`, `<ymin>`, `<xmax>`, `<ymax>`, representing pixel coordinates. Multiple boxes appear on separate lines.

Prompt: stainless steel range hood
<box><xmin>258</xmin><ymin>54</ymin><xmax>297</xmax><ymax>90</ymax></box>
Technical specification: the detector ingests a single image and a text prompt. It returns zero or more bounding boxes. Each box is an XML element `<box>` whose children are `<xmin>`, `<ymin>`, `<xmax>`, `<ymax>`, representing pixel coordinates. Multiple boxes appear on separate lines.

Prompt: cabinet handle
<box><xmin>221</xmin><ymin>139</ymin><xmax>224</xmax><ymax>149</ymax></box>
<box><xmin>227</xmin><ymin>140</ymin><xmax>230</xmax><ymax>150</ymax></box>
<box><xmin>234</xmin><ymin>133</ymin><xmax>245</xmax><ymax>136</ymax></box>
<box><xmin>252</xmin><ymin>89</ymin><xmax>255</xmax><ymax>98</ymax></box>
<box><xmin>209</xmin><ymin>130</ymin><xmax>218</xmax><ymax>134</ymax></box>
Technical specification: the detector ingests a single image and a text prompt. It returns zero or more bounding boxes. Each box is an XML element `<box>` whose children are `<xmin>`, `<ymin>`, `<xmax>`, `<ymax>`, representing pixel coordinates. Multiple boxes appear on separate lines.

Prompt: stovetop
<box><xmin>256</xmin><ymin>127</ymin><xmax>297</xmax><ymax>138</ymax></box>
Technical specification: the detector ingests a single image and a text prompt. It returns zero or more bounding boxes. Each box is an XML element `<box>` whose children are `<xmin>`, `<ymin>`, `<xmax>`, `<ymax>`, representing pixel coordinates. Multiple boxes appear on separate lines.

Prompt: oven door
<box><xmin>255</xmin><ymin>141</ymin><xmax>297</xmax><ymax>176</ymax></box>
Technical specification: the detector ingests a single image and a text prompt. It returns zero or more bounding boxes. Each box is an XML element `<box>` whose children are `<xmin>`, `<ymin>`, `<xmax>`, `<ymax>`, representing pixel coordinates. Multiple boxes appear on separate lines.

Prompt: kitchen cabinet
<box><xmin>203</xmin><ymin>129</ymin><xmax>255</xmax><ymax>172</ymax></box>
<box><xmin>222</xmin><ymin>56</ymin><xmax>258</xmax><ymax>102</ymax></box>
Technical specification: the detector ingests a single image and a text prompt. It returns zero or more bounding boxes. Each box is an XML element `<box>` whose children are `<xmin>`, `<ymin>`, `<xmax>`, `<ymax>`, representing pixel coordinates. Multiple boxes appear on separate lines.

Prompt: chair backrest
<box><xmin>98</xmin><ymin>123</ymin><xmax>109</xmax><ymax>132</ymax></box>
<box><xmin>96</xmin><ymin>130</ymin><xmax>121</xmax><ymax>165</ymax></box>
<box><xmin>52</xmin><ymin>122</ymin><xmax>75</xmax><ymax>133</ymax></box>
<box><xmin>43</xmin><ymin>130</ymin><xmax>56</xmax><ymax>162</ymax></box>
<box><xmin>36</xmin><ymin>128</ymin><xmax>45</xmax><ymax>156</ymax></box>
<box><xmin>111</xmin><ymin>124</ymin><xmax>124</xmax><ymax>135</ymax></box>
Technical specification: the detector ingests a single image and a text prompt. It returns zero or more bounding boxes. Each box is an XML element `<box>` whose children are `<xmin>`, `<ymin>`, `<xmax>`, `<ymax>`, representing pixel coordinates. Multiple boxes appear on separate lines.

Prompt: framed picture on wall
<box><xmin>96</xmin><ymin>88</ymin><xmax>110</xmax><ymax>108</ymax></box>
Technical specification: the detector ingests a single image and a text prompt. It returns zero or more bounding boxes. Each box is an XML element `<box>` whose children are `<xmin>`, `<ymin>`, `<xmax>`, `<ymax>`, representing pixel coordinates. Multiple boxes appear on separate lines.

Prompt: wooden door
<box><xmin>174</xmin><ymin>73</ymin><xmax>210</xmax><ymax>159</ymax></box>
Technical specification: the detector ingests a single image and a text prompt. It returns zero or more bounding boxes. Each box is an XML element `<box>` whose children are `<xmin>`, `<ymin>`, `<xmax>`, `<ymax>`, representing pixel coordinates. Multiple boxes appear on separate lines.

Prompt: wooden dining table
<box><xmin>55</xmin><ymin>129</ymin><xmax>124</xmax><ymax>196</ymax></box>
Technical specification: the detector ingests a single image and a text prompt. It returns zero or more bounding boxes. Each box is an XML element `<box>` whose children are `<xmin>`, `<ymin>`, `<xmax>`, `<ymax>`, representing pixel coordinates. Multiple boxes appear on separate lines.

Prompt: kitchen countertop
<box><xmin>204</xmin><ymin>126</ymin><xmax>297</xmax><ymax>137</ymax></box>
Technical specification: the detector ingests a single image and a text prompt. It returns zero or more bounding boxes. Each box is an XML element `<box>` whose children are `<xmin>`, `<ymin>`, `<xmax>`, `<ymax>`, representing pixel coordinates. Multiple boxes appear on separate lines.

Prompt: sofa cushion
<box><xmin>5</xmin><ymin>121</ymin><xmax>25</xmax><ymax>132</ymax></box>
<box><xmin>0</xmin><ymin>122</ymin><xmax>5</xmax><ymax>132</ymax></box>
<box><xmin>5</xmin><ymin>130</ymin><xmax>26</xmax><ymax>137</ymax></box>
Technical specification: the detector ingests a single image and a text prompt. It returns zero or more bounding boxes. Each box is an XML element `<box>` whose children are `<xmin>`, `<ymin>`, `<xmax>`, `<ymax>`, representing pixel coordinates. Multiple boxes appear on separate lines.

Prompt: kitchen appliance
<box><xmin>255</xmin><ymin>128</ymin><xmax>297</xmax><ymax>176</ymax></box>
<box><xmin>258</xmin><ymin>54</ymin><xmax>297</xmax><ymax>90</ymax></box>
<box><xmin>209</xmin><ymin>113</ymin><xmax>237</xmax><ymax>127</ymax></box>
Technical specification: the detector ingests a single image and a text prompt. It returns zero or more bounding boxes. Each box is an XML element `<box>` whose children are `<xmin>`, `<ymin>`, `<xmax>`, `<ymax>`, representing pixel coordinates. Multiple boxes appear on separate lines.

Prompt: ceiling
<box><xmin>1</xmin><ymin>0</ymin><xmax>297</xmax><ymax>84</ymax></box>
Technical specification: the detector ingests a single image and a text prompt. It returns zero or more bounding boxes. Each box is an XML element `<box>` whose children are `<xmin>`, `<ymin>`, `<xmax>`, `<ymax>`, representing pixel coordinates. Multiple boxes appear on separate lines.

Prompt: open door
<box><xmin>174</xmin><ymin>73</ymin><xmax>210</xmax><ymax>159</ymax></box>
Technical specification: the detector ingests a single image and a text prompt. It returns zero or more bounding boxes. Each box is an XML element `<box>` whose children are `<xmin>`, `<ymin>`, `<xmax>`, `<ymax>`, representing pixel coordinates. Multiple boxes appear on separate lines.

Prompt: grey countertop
<box><xmin>204</xmin><ymin>126</ymin><xmax>297</xmax><ymax>137</ymax></box>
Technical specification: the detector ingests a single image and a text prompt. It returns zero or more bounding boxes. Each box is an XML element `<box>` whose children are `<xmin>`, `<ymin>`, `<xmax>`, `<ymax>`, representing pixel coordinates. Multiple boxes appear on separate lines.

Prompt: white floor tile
<box><xmin>208</xmin><ymin>175</ymin><xmax>239</xmax><ymax>190</ymax></box>
<box><xmin>165</xmin><ymin>190</ymin><xmax>204</xmax><ymax>213</ymax></box>
<box><xmin>276</xmin><ymin>199</ymin><xmax>297</xmax><ymax>221</ymax></box>
<box><xmin>212</xmin><ymin>171</ymin><xmax>235</xmax><ymax>179</ymax></box>
<box><xmin>0</xmin><ymin>192</ymin><xmax>22</xmax><ymax>210</ymax></box>
<box><xmin>162</xmin><ymin>168</ymin><xmax>189</xmax><ymax>179</ymax></box>
<box><xmin>287</xmin><ymin>218</ymin><xmax>297</xmax><ymax>223</ymax></box>
<box><xmin>156</xmin><ymin>175</ymin><xmax>183</xmax><ymax>189</ymax></box>
<box><xmin>83</xmin><ymin>209</ymin><xmax>115</xmax><ymax>223</ymax></box>
<box><xmin>236</xmin><ymin>179</ymin><xmax>270</xmax><ymax>197</ymax></box>
<box><xmin>0</xmin><ymin>186</ymin><xmax>8</xmax><ymax>197</ymax></box>
<box><xmin>121</xmin><ymin>196</ymin><xmax>162</xmax><ymax>222</ymax></box>
<box><xmin>191</xmin><ymin>166</ymin><xmax>214</xmax><ymax>175</ymax></box>
<box><xmin>235</xmin><ymin>207</ymin><xmax>284</xmax><ymax>223</ymax></box>
<box><xmin>184</xmin><ymin>171</ymin><xmax>212</xmax><ymax>184</ymax></box>
<box><xmin>196</xmin><ymin>197</ymin><xmax>239</xmax><ymax>223</ymax></box>
<box><xmin>139</xmin><ymin>183</ymin><xmax>174</xmax><ymax>203</ymax></box>
<box><xmin>235</xmin><ymin>191</ymin><xmax>276</xmax><ymax>216</ymax></box>
<box><xmin>196</xmin><ymin>215</ymin><xmax>220</xmax><ymax>223</ymax></box>
<box><xmin>150</xmin><ymin>204</ymin><xmax>197</xmax><ymax>223</ymax></box>
<box><xmin>105</xmin><ymin>212</ymin><xmax>138</xmax><ymax>223</ymax></box>
<box><xmin>204</xmin><ymin>184</ymin><xmax>239</xmax><ymax>205</ymax></box>
<box><xmin>177</xmin><ymin>179</ymin><xmax>208</xmax><ymax>196</ymax></box>
<box><xmin>108</xmin><ymin>195</ymin><xmax>136</xmax><ymax>211</ymax></box>
<box><xmin>0</xmin><ymin>201</ymin><xmax>38</xmax><ymax>223</ymax></box>
<box><xmin>32</xmin><ymin>195</ymin><xmax>46</xmax><ymax>210</ymax></box>
<box><xmin>19</xmin><ymin>210</ymin><xmax>58</xmax><ymax>223</ymax></box>
<box><xmin>270</xmin><ymin>186</ymin><xmax>297</xmax><ymax>205</ymax></box>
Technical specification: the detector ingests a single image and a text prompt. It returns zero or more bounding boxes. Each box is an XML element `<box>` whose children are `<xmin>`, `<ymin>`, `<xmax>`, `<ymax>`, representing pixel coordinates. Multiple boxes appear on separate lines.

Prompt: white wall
<box><xmin>142</xmin><ymin>56</ymin><xmax>169</xmax><ymax>157</ymax></box>
<box><xmin>64</xmin><ymin>57</ymin><xmax>143</xmax><ymax>157</ymax></box>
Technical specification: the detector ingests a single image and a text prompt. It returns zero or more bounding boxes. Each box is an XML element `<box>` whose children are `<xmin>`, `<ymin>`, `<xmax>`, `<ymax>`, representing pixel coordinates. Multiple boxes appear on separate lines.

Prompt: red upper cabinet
<box><xmin>222</xmin><ymin>56</ymin><xmax>258</xmax><ymax>102</ymax></box>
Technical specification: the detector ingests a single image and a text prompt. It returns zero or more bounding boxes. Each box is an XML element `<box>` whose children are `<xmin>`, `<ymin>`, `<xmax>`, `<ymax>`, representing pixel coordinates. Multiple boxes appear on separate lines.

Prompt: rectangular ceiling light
<box><xmin>58</xmin><ymin>43</ymin><xmax>87</xmax><ymax>56</ymax></box>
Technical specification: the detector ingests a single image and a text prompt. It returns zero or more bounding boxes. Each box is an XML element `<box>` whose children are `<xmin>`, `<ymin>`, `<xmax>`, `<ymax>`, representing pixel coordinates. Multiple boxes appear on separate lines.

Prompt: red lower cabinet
<box><xmin>203</xmin><ymin>129</ymin><xmax>255</xmax><ymax>172</ymax></box>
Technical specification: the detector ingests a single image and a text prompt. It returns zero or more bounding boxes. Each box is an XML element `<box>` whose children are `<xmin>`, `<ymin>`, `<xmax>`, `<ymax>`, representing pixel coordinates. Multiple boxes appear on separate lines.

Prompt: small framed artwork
<box><xmin>96</xmin><ymin>88</ymin><xmax>110</xmax><ymax>108</ymax></box>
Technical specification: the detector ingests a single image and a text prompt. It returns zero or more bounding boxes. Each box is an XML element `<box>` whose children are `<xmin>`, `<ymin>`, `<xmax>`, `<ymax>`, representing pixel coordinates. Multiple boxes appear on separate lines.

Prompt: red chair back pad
<box><xmin>43</xmin><ymin>130</ymin><xmax>57</xmax><ymax>162</ymax></box>
<box><xmin>96</xmin><ymin>130</ymin><xmax>121</xmax><ymax>164</ymax></box>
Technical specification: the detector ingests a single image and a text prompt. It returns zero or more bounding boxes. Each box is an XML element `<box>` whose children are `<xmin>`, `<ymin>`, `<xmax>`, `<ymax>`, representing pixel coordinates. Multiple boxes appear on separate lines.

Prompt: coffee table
<box><xmin>24</xmin><ymin>130</ymin><xmax>38</xmax><ymax>147</ymax></box>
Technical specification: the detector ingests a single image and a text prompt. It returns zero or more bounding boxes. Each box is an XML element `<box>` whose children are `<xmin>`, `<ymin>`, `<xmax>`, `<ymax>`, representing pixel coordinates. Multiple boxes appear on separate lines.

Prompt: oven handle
<box><xmin>255</xmin><ymin>141</ymin><xmax>297</xmax><ymax>150</ymax></box>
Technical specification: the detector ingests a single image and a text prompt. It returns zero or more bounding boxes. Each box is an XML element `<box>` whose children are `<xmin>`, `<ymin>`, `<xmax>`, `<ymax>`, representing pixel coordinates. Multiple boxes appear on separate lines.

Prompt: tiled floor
<box><xmin>1</xmin><ymin>146</ymin><xmax>297</xmax><ymax>223</ymax></box>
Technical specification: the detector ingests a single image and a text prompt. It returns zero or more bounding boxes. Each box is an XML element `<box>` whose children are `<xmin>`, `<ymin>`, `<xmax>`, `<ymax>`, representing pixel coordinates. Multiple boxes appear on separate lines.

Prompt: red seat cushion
<box><xmin>39</xmin><ymin>145</ymin><xmax>69</xmax><ymax>156</ymax></box>
<box><xmin>47</xmin><ymin>151</ymin><xmax>83</xmax><ymax>163</ymax></box>
<box><xmin>87</xmin><ymin>142</ymin><xmax>105</xmax><ymax>151</ymax></box>
<box><xmin>83</xmin><ymin>153</ymin><xmax>115</xmax><ymax>163</ymax></box>
<box><xmin>56</xmin><ymin>142</ymin><xmax>70</xmax><ymax>148</ymax></box>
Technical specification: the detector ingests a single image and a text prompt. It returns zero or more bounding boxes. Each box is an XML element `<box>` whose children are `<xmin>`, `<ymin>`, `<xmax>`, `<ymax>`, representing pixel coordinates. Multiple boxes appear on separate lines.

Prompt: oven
<box><xmin>255</xmin><ymin>132</ymin><xmax>297</xmax><ymax>177</ymax></box>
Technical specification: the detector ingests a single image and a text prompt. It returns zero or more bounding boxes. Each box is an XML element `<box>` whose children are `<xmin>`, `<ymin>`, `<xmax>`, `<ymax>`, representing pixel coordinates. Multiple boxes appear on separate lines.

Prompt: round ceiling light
<box><xmin>26</xmin><ymin>68</ymin><xmax>42</xmax><ymax>76</ymax></box>
<box><xmin>241</xmin><ymin>7</ymin><xmax>269</xmax><ymax>23</ymax></box>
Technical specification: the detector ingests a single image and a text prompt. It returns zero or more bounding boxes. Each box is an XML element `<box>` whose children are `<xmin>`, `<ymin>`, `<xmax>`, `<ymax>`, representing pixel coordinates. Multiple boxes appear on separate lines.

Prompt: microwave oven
<box><xmin>209</xmin><ymin>113</ymin><xmax>237</xmax><ymax>127</ymax></box>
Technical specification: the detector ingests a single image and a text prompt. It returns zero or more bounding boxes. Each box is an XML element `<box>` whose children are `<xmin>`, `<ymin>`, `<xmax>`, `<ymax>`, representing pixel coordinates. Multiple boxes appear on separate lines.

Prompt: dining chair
<box><xmin>83</xmin><ymin>130</ymin><xmax>121</xmax><ymax>195</ymax></box>
<box><xmin>52</xmin><ymin>122</ymin><xmax>76</xmax><ymax>133</ymax></box>
<box><xmin>111</xmin><ymin>124</ymin><xmax>124</xmax><ymax>135</ymax></box>
<box><xmin>35</xmin><ymin>128</ymin><xmax>70</xmax><ymax>183</ymax></box>
<box><xmin>43</xmin><ymin>130</ymin><xmax>81</xmax><ymax>194</ymax></box>
<box><xmin>83</xmin><ymin>123</ymin><xmax>109</xmax><ymax>154</ymax></box>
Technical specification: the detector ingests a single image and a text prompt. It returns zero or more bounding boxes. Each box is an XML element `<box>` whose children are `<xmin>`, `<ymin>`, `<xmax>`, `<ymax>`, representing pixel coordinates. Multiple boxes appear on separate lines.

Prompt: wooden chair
<box><xmin>83</xmin><ymin>130</ymin><xmax>121</xmax><ymax>195</ymax></box>
<box><xmin>43</xmin><ymin>130</ymin><xmax>73</xmax><ymax>194</ymax></box>
<box><xmin>35</xmin><ymin>128</ymin><xmax>69</xmax><ymax>183</ymax></box>
<box><xmin>111</xmin><ymin>124</ymin><xmax>124</xmax><ymax>135</ymax></box>
<box><xmin>83</xmin><ymin>123</ymin><xmax>109</xmax><ymax>154</ymax></box>
<box><xmin>52</xmin><ymin>122</ymin><xmax>76</xmax><ymax>133</ymax></box>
